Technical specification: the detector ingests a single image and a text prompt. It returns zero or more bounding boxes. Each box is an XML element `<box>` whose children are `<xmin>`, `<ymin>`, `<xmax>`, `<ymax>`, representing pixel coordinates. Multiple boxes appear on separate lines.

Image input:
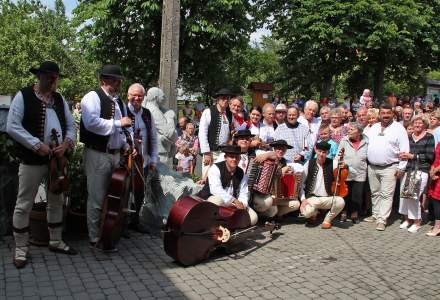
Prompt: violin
<box><xmin>97</xmin><ymin>128</ymin><xmax>135</xmax><ymax>251</ymax></box>
<box><xmin>48</xmin><ymin>128</ymin><xmax>69</xmax><ymax>194</ymax></box>
<box><xmin>331</xmin><ymin>148</ymin><xmax>349</xmax><ymax>197</ymax></box>
<box><xmin>163</xmin><ymin>195</ymin><xmax>280</xmax><ymax>266</ymax></box>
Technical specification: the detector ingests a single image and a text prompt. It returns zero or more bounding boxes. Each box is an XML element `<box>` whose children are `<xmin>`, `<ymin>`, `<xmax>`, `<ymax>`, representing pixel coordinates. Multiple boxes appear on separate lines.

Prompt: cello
<box><xmin>48</xmin><ymin>128</ymin><xmax>69</xmax><ymax>194</ymax></box>
<box><xmin>97</xmin><ymin>129</ymin><xmax>135</xmax><ymax>251</ymax></box>
<box><xmin>331</xmin><ymin>148</ymin><xmax>349</xmax><ymax>198</ymax></box>
<box><xmin>163</xmin><ymin>195</ymin><xmax>280</xmax><ymax>266</ymax></box>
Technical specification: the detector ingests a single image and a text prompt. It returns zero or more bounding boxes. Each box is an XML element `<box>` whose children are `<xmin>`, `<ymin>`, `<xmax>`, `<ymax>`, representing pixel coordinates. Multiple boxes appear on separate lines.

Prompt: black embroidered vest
<box><xmin>127</xmin><ymin>107</ymin><xmax>153</xmax><ymax>158</ymax></box>
<box><xmin>197</xmin><ymin>161</ymin><xmax>244</xmax><ymax>200</ymax></box>
<box><xmin>304</xmin><ymin>158</ymin><xmax>334</xmax><ymax>198</ymax></box>
<box><xmin>15</xmin><ymin>86</ymin><xmax>66</xmax><ymax>165</ymax></box>
<box><xmin>207</xmin><ymin>105</ymin><xmax>225</xmax><ymax>151</ymax></box>
<box><xmin>79</xmin><ymin>88</ymin><xmax>115</xmax><ymax>152</ymax></box>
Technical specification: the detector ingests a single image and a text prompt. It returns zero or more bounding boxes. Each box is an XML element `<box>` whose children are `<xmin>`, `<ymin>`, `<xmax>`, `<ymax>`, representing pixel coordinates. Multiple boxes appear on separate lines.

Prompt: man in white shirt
<box><xmin>80</xmin><ymin>65</ymin><xmax>133</xmax><ymax>248</ymax></box>
<box><xmin>198</xmin><ymin>88</ymin><xmax>234</xmax><ymax>178</ymax></box>
<box><xmin>126</xmin><ymin>83</ymin><xmax>158</xmax><ymax>231</ymax></box>
<box><xmin>259</xmin><ymin>103</ymin><xmax>277</xmax><ymax>143</ymax></box>
<box><xmin>365</xmin><ymin>103</ymin><xmax>409</xmax><ymax>231</ymax></box>
<box><xmin>298</xmin><ymin>100</ymin><xmax>321</xmax><ymax>145</ymax></box>
<box><xmin>198</xmin><ymin>145</ymin><xmax>258</xmax><ymax>225</ymax></box>
<box><xmin>7</xmin><ymin>61</ymin><xmax>77</xmax><ymax>268</ymax></box>
<box><xmin>299</xmin><ymin>141</ymin><xmax>345</xmax><ymax>229</ymax></box>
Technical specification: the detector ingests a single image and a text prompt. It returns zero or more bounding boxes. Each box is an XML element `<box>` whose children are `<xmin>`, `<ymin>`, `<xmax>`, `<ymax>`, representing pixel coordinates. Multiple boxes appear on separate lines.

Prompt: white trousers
<box><xmin>368</xmin><ymin>164</ymin><xmax>397</xmax><ymax>224</ymax></box>
<box><xmin>399</xmin><ymin>171</ymin><xmax>428</xmax><ymax>220</ymax></box>
<box><xmin>207</xmin><ymin>195</ymin><xmax>258</xmax><ymax>226</ymax></box>
<box><xmin>253</xmin><ymin>194</ymin><xmax>300</xmax><ymax>218</ymax></box>
<box><xmin>84</xmin><ymin>148</ymin><xmax>120</xmax><ymax>243</ymax></box>
<box><xmin>13</xmin><ymin>163</ymin><xmax>65</xmax><ymax>247</ymax></box>
<box><xmin>302</xmin><ymin>196</ymin><xmax>345</xmax><ymax>223</ymax></box>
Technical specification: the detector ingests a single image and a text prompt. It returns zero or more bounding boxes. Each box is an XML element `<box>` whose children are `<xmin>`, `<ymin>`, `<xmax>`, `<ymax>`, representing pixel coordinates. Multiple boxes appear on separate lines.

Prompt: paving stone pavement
<box><xmin>1</xmin><ymin>216</ymin><xmax>440</xmax><ymax>300</ymax></box>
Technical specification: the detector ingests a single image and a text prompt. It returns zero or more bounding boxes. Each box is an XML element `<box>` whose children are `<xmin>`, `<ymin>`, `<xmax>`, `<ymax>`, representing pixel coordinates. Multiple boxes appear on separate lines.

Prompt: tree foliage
<box><xmin>0</xmin><ymin>0</ymin><xmax>98</xmax><ymax>100</ymax></box>
<box><xmin>255</xmin><ymin>0</ymin><xmax>440</xmax><ymax>100</ymax></box>
<box><xmin>73</xmin><ymin>0</ymin><xmax>254</xmax><ymax>98</ymax></box>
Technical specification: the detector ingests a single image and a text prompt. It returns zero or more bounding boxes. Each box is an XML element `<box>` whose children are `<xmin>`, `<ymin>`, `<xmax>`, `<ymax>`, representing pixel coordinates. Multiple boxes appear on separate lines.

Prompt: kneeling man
<box><xmin>198</xmin><ymin>145</ymin><xmax>258</xmax><ymax>225</ymax></box>
<box><xmin>300</xmin><ymin>141</ymin><xmax>345</xmax><ymax>229</ymax></box>
<box><xmin>253</xmin><ymin>140</ymin><xmax>303</xmax><ymax>219</ymax></box>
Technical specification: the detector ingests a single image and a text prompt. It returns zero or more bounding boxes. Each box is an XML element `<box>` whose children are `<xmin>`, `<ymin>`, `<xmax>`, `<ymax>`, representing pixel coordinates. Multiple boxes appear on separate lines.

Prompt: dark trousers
<box><xmin>345</xmin><ymin>181</ymin><xmax>365</xmax><ymax>215</ymax></box>
<box><xmin>431</xmin><ymin>197</ymin><xmax>440</xmax><ymax>220</ymax></box>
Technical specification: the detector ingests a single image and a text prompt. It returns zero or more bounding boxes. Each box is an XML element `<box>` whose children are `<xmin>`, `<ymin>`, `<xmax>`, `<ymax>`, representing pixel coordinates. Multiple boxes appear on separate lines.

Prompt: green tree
<box><xmin>73</xmin><ymin>0</ymin><xmax>254</xmax><ymax>98</ymax></box>
<box><xmin>0</xmin><ymin>0</ymin><xmax>97</xmax><ymax>100</ymax></box>
<box><xmin>255</xmin><ymin>0</ymin><xmax>440</xmax><ymax>100</ymax></box>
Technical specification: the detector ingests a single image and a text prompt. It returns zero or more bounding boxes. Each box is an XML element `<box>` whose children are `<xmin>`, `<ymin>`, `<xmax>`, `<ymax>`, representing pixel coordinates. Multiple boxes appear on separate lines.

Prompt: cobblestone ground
<box><xmin>1</xmin><ymin>215</ymin><xmax>439</xmax><ymax>300</ymax></box>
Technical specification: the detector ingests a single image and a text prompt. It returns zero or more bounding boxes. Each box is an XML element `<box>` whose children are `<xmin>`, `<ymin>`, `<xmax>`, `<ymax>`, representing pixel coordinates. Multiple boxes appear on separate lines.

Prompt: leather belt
<box><xmin>368</xmin><ymin>162</ymin><xmax>398</xmax><ymax>168</ymax></box>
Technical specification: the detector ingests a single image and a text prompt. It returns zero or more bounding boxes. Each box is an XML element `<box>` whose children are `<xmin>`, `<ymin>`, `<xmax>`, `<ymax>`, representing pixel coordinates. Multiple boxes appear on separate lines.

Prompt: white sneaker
<box><xmin>399</xmin><ymin>220</ymin><xmax>410</xmax><ymax>229</ymax></box>
<box><xmin>407</xmin><ymin>224</ymin><xmax>421</xmax><ymax>233</ymax></box>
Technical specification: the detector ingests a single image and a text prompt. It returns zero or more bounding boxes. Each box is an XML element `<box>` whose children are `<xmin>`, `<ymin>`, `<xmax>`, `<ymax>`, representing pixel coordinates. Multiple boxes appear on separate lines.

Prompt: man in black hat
<box><xmin>80</xmin><ymin>64</ymin><xmax>133</xmax><ymax>248</ymax></box>
<box><xmin>6</xmin><ymin>61</ymin><xmax>77</xmax><ymax>268</ymax></box>
<box><xmin>198</xmin><ymin>88</ymin><xmax>235</xmax><ymax>178</ymax></box>
<box><xmin>252</xmin><ymin>140</ymin><xmax>304</xmax><ymax>219</ymax></box>
<box><xmin>299</xmin><ymin>141</ymin><xmax>346</xmax><ymax>229</ymax></box>
<box><xmin>198</xmin><ymin>145</ymin><xmax>258</xmax><ymax>226</ymax></box>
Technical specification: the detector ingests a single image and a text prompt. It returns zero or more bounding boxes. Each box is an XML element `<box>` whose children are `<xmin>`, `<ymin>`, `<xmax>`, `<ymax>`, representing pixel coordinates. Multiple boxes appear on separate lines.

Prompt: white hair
<box><xmin>304</xmin><ymin>100</ymin><xmax>318</xmax><ymax>111</ymax></box>
<box><xmin>128</xmin><ymin>83</ymin><xmax>145</xmax><ymax>95</ymax></box>
<box><xmin>262</xmin><ymin>103</ymin><xmax>275</xmax><ymax>113</ymax></box>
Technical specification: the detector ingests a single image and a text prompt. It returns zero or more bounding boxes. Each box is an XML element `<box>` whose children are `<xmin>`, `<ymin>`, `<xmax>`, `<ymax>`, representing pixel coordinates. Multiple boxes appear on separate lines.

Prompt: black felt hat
<box><xmin>220</xmin><ymin>144</ymin><xmax>242</xmax><ymax>155</ymax></box>
<box><xmin>269</xmin><ymin>139</ymin><xmax>293</xmax><ymax>149</ymax></box>
<box><xmin>214</xmin><ymin>88</ymin><xmax>235</xmax><ymax>98</ymax></box>
<box><xmin>99</xmin><ymin>64</ymin><xmax>124</xmax><ymax>79</ymax></box>
<box><xmin>315</xmin><ymin>141</ymin><xmax>331</xmax><ymax>151</ymax></box>
<box><xmin>234</xmin><ymin>129</ymin><xmax>255</xmax><ymax>138</ymax></box>
<box><xmin>29</xmin><ymin>61</ymin><xmax>63</xmax><ymax>76</ymax></box>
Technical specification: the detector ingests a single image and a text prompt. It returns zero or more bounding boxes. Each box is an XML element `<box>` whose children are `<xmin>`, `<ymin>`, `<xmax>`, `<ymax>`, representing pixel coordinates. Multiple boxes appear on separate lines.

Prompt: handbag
<box><xmin>401</xmin><ymin>154</ymin><xmax>423</xmax><ymax>201</ymax></box>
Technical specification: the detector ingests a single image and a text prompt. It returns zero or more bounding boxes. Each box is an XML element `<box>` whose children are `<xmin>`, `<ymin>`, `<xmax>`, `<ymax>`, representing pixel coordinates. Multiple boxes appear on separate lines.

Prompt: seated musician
<box><xmin>252</xmin><ymin>140</ymin><xmax>304</xmax><ymax>219</ymax></box>
<box><xmin>198</xmin><ymin>145</ymin><xmax>258</xmax><ymax>226</ymax></box>
<box><xmin>299</xmin><ymin>141</ymin><xmax>346</xmax><ymax>229</ymax></box>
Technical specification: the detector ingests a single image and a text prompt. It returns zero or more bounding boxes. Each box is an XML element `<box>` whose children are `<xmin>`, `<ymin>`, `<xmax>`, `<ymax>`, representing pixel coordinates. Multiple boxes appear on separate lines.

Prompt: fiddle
<box><xmin>48</xmin><ymin>128</ymin><xmax>69</xmax><ymax>194</ymax></box>
<box><xmin>331</xmin><ymin>148</ymin><xmax>349</xmax><ymax>198</ymax></box>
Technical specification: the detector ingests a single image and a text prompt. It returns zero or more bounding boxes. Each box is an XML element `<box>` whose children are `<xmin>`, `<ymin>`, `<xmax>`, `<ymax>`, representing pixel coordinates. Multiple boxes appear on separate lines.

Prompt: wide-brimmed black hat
<box><xmin>220</xmin><ymin>144</ymin><xmax>242</xmax><ymax>155</ymax></box>
<box><xmin>29</xmin><ymin>61</ymin><xmax>63</xmax><ymax>76</ymax></box>
<box><xmin>315</xmin><ymin>141</ymin><xmax>331</xmax><ymax>151</ymax></box>
<box><xmin>99</xmin><ymin>64</ymin><xmax>124</xmax><ymax>79</ymax></box>
<box><xmin>234</xmin><ymin>129</ymin><xmax>255</xmax><ymax>138</ymax></box>
<box><xmin>214</xmin><ymin>88</ymin><xmax>235</xmax><ymax>98</ymax></box>
<box><xmin>269</xmin><ymin>139</ymin><xmax>293</xmax><ymax>149</ymax></box>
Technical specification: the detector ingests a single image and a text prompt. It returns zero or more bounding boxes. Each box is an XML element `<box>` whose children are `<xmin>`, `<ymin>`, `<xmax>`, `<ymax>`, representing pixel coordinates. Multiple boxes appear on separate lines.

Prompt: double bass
<box><xmin>163</xmin><ymin>195</ymin><xmax>280</xmax><ymax>266</ymax></box>
<box><xmin>97</xmin><ymin>129</ymin><xmax>135</xmax><ymax>251</ymax></box>
<box><xmin>48</xmin><ymin>128</ymin><xmax>69</xmax><ymax>194</ymax></box>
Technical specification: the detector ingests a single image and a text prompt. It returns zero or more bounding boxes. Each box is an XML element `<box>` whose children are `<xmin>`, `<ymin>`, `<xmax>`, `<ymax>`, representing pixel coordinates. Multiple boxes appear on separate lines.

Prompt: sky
<box><xmin>40</xmin><ymin>0</ymin><xmax>270</xmax><ymax>42</ymax></box>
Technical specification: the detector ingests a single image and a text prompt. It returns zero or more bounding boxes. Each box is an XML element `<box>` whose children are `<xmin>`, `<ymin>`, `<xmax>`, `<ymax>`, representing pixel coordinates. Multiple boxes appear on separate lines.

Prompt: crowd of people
<box><xmin>6</xmin><ymin>60</ymin><xmax>440</xmax><ymax>270</ymax></box>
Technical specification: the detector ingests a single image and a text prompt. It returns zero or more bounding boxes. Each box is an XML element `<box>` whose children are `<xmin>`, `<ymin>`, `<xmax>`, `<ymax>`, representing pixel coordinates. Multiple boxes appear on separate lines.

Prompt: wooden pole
<box><xmin>159</xmin><ymin>0</ymin><xmax>180</xmax><ymax>112</ymax></box>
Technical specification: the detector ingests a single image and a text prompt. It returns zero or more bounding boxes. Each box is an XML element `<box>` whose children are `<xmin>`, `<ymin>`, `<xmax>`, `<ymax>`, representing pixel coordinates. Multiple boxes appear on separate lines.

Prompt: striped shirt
<box><xmin>273</xmin><ymin>121</ymin><xmax>313</xmax><ymax>162</ymax></box>
<box><xmin>407</xmin><ymin>132</ymin><xmax>435</xmax><ymax>173</ymax></box>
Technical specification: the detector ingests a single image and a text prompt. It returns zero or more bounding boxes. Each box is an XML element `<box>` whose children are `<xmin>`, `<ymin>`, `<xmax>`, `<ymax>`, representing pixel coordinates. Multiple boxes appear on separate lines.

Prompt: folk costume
<box><xmin>7</xmin><ymin>61</ymin><xmax>77</xmax><ymax>268</ymax></box>
<box><xmin>127</xmin><ymin>102</ymin><xmax>158</xmax><ymax>227</ymax></box>
<box><xmin>300</xmin><ymin>141</ymin><xmax>345</xmax><ymax>228</ymax></box>
<box><xmin>198</xmin><ymin>145</ymin><xmax>258</xmax><ymax>226</ymax></box>
<box><xmin>198</xmin><ymin>88</ymin><xmax>233</xmax><ymax>178</ymax></box>
<box><xmin>80</xmin><ymin>64</ymin><xmax>130</xmax><ymax>245</ymax></box>
<box><xmin>253</xmin><ymin>140</ymin><xmax>303</xmax><ymax>218</ymax></box>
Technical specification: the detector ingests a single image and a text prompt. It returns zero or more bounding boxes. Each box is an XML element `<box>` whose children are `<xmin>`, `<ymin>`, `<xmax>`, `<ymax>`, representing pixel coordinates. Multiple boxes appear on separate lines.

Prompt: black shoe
<box><xmin>121</xmin><ymin>230</ymin><xmax>131</xmax><ymax>239</ymax></box>
<box><xmin>48</xmin><ymin>242</ymin><xmax>78</xmax><ymax>255</ymax></box>
<box><xmin>339</xmin><ymin>213</ymin><xmax>347</xmax><ymax>223</ymax></box>
<box><xmin>352</xmin><ymin>218</ymin><xmax>360</xmax><ymax>224</ymax></box>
